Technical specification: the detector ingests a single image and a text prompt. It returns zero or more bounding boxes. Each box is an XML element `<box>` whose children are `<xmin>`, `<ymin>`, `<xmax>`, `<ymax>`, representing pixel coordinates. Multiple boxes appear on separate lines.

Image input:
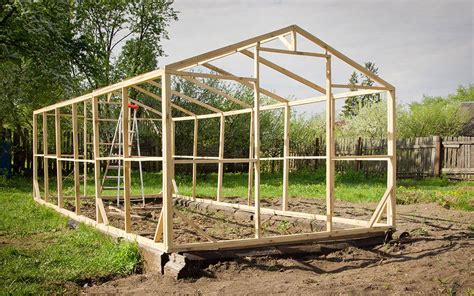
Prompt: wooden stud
<box><xmin>55</xmin><ymin>108</ymin><xmax>63</xmax><ymax>208</ymax></box>
<box><xmin>247</xmin><ymin>111</ymin><xmax>254</xmax><ymax>206</ymax></box>
<box><xmin>325</xmin><ymin>55</ymin><xmax>335</xmax><ymax>232</ymax></box>
<box><xmin>83</xmin><ymin>101</ymin><xmax>88</xmax><ymax>197</ymax></box>
<box><xmin>122</xmin><ymin>87</ymin><xmax>132</xmax><ymax>233</ymax></box>
<box><xmin>161</xmin><ymin>69</ymin><xmax>174</xmax><ymax>252</ymax></box>
<box><xmin>217</xmin><ymin>114</ymin><xmax>225</xmax><ymax>201</ymax></box>
<box><xmin>282</xmin><ymin>104</ymin><xmax>290</xmax><ymax>211</ymax></box>
<box><xmin>91</xmin><ymin>96</ymin><xmax>108</xmax><ymax>224</ymax></box>
<box><xmin>32</xmin><ymin>114</ymin><xmax>39</xmax><ymax>199</ymax></box>
<box><xmin>42</xmin><ymin>112</ymin><xmax>49</xmax><ymax>202</ymax></box>
<box><xmin>387</xmin><ymin>90</ymin><xmax>397</xmax><ymax>227</ymax></box>
<box><xmin>192</xmin><ymin>118</ymin><xmax>198</xmax><ymax>200</ymax></box>
<box><xmin>72</xmin><ymin>103</ymin><xmax>81</xmax><ymax>214</ymax></box>
<box><xmin>253</xmin><ymin>42</ymin><xmax>261</xmax><ymax>238</ymax></box>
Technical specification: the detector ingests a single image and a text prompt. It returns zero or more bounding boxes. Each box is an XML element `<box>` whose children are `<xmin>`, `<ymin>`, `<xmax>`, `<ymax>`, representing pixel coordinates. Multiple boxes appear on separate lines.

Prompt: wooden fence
<box><xmin>1</xmin><ymin>127</ymin><xmax>473</xmax><ymax>179</ymax></box>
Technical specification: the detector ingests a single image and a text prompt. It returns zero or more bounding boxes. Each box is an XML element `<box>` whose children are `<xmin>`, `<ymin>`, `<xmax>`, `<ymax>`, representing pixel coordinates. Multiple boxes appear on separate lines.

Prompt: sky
<box><xmin>158</xmin><ymin>0</ymin><xmax>473</xmax><ymax>107</ymax></box>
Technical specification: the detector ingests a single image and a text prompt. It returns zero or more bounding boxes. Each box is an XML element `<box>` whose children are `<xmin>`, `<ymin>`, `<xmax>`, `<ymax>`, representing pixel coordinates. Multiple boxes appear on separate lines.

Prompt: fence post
<box><xmin>433</xmin><ymin>136</ymin><xmax>441</xmax><ymax>177</ymax></box>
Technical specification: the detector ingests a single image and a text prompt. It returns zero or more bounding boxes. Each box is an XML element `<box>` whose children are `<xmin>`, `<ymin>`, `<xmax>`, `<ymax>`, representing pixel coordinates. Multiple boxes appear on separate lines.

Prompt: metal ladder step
<box><xmin>103</xmin><ymin>186</ymin><xmax>124</xmax><ymax>190</ymax></box>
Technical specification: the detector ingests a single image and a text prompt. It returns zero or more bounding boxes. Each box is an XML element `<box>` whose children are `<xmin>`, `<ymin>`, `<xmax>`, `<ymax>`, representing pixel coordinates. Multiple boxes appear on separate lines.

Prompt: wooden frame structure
<box><xmin>32</xmin><ymin>25</ymin><xmax>396</xmax><ymax>253</ymax></box>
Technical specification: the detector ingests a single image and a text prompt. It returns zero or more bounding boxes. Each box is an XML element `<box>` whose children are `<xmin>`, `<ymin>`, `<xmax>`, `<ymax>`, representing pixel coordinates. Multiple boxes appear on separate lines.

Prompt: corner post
<box><xmin>162</xmin><ymin>69</ymin><xmax>174</xmax><ymax>251</ymax></box>
<box><xmin>253</xmin><ymin>42</ymin><xmax>261</xmax><ymax>238</ymax></box>
<box><xmin>122</xmin><ymin>87</ymin><xmax>132</xmax><ymax>233</ymax></box>
<box><xmin>325</xmin><ymin>54</ymin><xmax>335</xmax><ymax>232</ymax></box>
<box><xmin>387</xmin><ymin>89</ymin><xmax>397</xmax><ymax>227</ymax></box>
<box><xmin>55</xmin><ymin>108</ymin><xmax>63</xmax><ymax>208</ymax></box>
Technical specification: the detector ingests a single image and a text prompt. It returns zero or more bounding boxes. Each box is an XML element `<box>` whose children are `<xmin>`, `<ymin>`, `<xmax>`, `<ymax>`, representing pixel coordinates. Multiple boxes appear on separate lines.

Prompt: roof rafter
<box><xmin>167</xmin><ymin>25</ymin><xmax>295</xmax><ymax>71</ymax></box>
<box><xmin>132</xmin><ymin>85</ymin><xmax>195</xmax><ymax>116</ymax></box>
<box><xmin>202</xmin><ymin>63</ymin><xmax>289</xmax><ymax>103</ymax></box>
<box><xmin>240</xmin><ymin>49</ymin><xmax>326</xmax><ymax>94</ymax></box>
<box><xmin>294</xmin><ymin>26</ymin><xmax>394</xmax><ymax>89</ymax></box>
<box><xmin>181</xmin><ymin>76</ymin><xmax>251</xmax><ymax>108</ymax></box>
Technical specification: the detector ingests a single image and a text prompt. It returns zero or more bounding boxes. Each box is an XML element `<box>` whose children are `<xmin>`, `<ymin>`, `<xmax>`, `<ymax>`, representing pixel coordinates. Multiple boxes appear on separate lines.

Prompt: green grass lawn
<box><xmin>0</xmin><ymin>178</ymin><xmax>141</xmax><ymax>294</ymax></box>
<box><xmin>1</xmin><ymin>171</ymin><xmax>472</xmax><ymax>293</ymax></box>
<box><xmin>56</xmin><ymin>168</ymin><xmax>473</xmax><ymax>210</ymax></box>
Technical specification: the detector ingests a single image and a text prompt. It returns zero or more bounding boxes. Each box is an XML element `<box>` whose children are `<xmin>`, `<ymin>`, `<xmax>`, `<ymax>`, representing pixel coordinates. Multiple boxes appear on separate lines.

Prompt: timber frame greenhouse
<box><xmin>32</xmin><ymin>25</ymin><xmax>396</xmax><ymax>254</ymax></box>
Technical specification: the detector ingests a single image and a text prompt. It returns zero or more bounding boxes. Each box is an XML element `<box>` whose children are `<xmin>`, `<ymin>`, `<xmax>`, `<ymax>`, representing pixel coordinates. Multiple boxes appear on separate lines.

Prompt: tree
<box><xmin>397</xmin><ymin>85</ymin><xmax>473</xmax><ymax>137</ymax></box>
<box><xmin>341</xmin><ymin>62</ymin><xmax>381</xmax><ymax>118</ymax></box>
<box><xmin>74</xmin><ymin>0</ymin><xmax>178</xmax><ymax>89</ymax></box>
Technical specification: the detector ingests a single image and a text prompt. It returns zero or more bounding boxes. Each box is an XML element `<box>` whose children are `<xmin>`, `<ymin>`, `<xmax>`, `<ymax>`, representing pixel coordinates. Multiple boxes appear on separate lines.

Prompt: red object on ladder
<box><xmin>128</xmin><ymin>103</ymin><xmax>139</xmax><ymax>110</ymax></box>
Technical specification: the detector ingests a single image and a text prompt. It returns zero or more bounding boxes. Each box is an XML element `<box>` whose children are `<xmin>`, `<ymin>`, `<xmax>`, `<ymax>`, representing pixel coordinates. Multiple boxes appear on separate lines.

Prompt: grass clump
<box><xmin>0</xmin><ymin>177</ymin><xmax>141</xmax><ymax>294</ymax></box>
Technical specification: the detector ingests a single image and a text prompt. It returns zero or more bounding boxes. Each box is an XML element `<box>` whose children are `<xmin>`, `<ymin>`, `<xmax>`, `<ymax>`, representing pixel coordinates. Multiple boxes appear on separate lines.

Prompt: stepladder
<box><xmin>101</xmin><ymin>103</ymin><xmax>145</xmax><ymax>206</ymax></box>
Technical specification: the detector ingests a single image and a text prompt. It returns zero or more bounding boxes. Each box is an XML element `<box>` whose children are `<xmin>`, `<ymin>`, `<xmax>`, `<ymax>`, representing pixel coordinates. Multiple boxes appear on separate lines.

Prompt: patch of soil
<box><xmin>85</xmin><ymin>201</ymin><xmax>474</xmax><ymax>295</ymax></box>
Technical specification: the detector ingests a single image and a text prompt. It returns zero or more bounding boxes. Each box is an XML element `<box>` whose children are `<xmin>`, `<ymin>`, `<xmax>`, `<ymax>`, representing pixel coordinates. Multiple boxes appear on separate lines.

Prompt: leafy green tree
<box><xmin>397</xmin><ymin>85</ymin><xmax>473</xmax><ymax>137</ymax></box>
<box><xmin>341</xmin><ymin>62</ymin><xmax>381</xmax><ymax>118</ymax></box>
<box><xmin>74</xmin><ymin>0</ymin><xmax>178</xmax><ymax>88</ymax></box>
<box><xmin>339</xmin><ymin>101</ymin><xmax>387</xmax><ymax>138</ymax></box>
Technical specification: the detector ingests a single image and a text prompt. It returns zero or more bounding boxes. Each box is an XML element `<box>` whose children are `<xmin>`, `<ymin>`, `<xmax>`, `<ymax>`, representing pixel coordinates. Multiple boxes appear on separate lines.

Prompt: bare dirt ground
<box><xmin>82</xmin><ymin>200</ymin><xmax>474</xmax><ymax>295</ymax></box>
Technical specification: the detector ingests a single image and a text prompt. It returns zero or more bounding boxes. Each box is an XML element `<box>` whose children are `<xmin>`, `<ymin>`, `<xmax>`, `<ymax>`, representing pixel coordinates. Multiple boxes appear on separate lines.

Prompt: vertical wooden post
<box><xmin>42</xmin><ymin>112</ymin><xmax>49</xmax><ymax>202</ymax></box>
<box><xmin>72</xmin><ymin>103</ymin><xmax>81</xmax><ymax>214</ymax></box>
<box><xmin>325</xmin><ymin>55</ymin><xmax>335</xmax><ymax>232</ymax></box>
<box><xmin>162</xmin><ymin>70</ymin><xmax>174</xmax><ymax>251</ymax></box>
<box><xmin>192</xmin><ymin>117</ymin><xmax>198</xmax><ymax>200</ymax></box>
<box><xmin>32</xmin><ymin>114</ymin><xmax>39</xmax><ymax>199</ymax></box>
<box><xmin>387</xmin><ymin>90</ymin><xmax>397</xmax><ymax>227</ymax></box>
<box><xmin>433</xmin><ymin>135</ymin><xmax>441</xmax><ymax>177</ymax></box>
<box><xmin>122</xmin><ymin>87</ymin><xmax>132</xmax><ymax>233</ymax></box>
<box><xmin>83</xmin><ymin>101</ymin><xmax>88</xmax><ymax>196</ymax></box>
<box><xmin>247</xmin><ymin>111</ymin><xmax>254</xmax><ymax>206</ymax></box>
<box><xmin>55</xmin><ymin>108</ymin><xmax>63</xmax><ymax>208</ymax></box>
<box><xmin>92</xmin><ymin>96</ymin><xmax>104</xmax><ymax>223</ymax></box>
<box><xmin>217</xmin><ymin>114</ymin><xmax>225</xmax><ymax>201</ymax></box>
<box><xmin>253</xmin><ymin>42</ymin><xmax>261</xmax><ymax>238</ymax></box>
<box><xmin>282</xmin><ymin>104</ymin><xmax>290</xmax><ymax>211</ymax></box>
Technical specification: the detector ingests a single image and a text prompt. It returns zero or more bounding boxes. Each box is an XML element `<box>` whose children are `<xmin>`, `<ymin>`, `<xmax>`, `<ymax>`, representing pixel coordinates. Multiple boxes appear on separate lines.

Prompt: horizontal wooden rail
<box><xmin>259</xmin><ymin>47</ymin><xmax>329</xmax><ymax>58</ymax></box>
<box><xmin>334</xmin><ymin>155</ymin><xmax>392</xmax><ymax>161</ymax></box>
<box><xmin>168</xmin><ymin>70</ymin><xmax>257</xmax><ymax>82</ymax></box>
<box><xmin>174</xmin><ymin>158</ymin><xmax>256</xmax><ymax>164</ymax></box>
